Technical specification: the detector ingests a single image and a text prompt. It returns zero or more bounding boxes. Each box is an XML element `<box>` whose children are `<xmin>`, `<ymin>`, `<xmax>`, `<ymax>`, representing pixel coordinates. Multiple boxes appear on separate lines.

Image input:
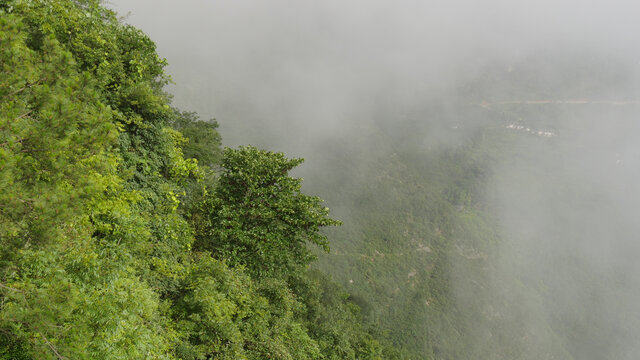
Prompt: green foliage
<box><xmin>0</xmin><ymin>8</ymin><xmax>173</xmax><ymax>359</ymax></box>
<box><xmin>0</xmin><ymin>12</ymin><xmax>117</xmax><ymax>251</ymax></box>
<box><xmin>172</xmin><ymin>255</ymin><xmax>321</xmax><ymax>360</ymax></box>
<box><xmin>171</xmin><ymin>110</ymin><xmax>222</xmax><ymax>169</ymax></box>
<box><xmin>0</xmin><ymin>1</ymin><xmax>396</xmax><ymax>359</ymax></box>
<box><xmin>195</xmin><ymin>146</ymin><xmax>341</xmax><ymax>278</ymax></box>
<box><xmin>290</xmin><ymin>270</ymin><xmax>409</xmax><ymax>360</ymax></box>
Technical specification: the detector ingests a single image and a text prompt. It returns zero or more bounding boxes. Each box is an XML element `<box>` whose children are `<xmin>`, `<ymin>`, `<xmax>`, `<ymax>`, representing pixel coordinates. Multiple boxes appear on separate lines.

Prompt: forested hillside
<box><xmin>4</xmin><ymin>1</ymin><xmax>640</xmax><ymax>359</ymax></box>
<box><xmin>304</xmin><ymin>57</ymin><xmax>640</xmax><ymax>359</ymax></box>
<box><xmin>0</xmin><ymin>1</ymin><xmax>403</xmax><ymax>358</ymax></box>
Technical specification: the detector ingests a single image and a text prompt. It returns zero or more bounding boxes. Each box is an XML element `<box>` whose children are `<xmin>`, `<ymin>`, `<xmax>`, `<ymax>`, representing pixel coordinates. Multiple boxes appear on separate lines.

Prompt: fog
<box><xmin>108</xmin><ymin>0</ymin><xmax>640</xmax><ymax>358</ymax></box>
<box><xmin>109</xmin><ymin>0</ymin><xmax>640</xmax><ymax>152</ymax></box>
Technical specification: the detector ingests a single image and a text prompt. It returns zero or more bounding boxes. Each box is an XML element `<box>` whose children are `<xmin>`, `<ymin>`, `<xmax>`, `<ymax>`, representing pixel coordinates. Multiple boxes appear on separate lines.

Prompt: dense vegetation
<box><xmin>0</xmin><ymin>1</ymin><xmax>402</xmax><ymax>358</ymax></box>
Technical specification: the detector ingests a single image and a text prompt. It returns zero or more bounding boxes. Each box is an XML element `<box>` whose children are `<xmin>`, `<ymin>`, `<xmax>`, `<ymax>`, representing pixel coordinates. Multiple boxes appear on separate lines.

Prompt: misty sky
<box><xmin>108</xmin><ymin>0</ymin><xmax>640</xmax><ymax>151</ymax></box>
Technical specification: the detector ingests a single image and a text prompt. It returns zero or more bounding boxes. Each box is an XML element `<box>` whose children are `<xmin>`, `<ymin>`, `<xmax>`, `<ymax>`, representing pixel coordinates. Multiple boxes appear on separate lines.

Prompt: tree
<box><xmin>195</xmin><ymin>146</ymin><xmax>341</xmax><ymax>278</ymax></box>
<box><xmin>171</xmin><ymin>110</ymin><xmax>222</xmax><ymax>169</ymax></box>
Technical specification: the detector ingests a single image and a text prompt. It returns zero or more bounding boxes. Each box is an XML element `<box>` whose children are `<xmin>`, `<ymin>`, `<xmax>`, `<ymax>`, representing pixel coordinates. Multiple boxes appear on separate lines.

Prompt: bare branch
<box><xmin>41</xmin><ymin>333</ymin><xmax>66</xmax><ymax>360</ymax></box>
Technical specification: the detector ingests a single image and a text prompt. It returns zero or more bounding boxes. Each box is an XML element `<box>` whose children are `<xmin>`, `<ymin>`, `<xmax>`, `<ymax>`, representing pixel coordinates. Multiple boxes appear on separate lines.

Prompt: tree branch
<box><xmin>41</xmin><ymin>333</ymin><xmax>66</xmax><ymax>360</ymax></box>
<box><xmin>0</xmin><ymin>283</ymin><xmax>24</xmax><ymax>293</ymax></box>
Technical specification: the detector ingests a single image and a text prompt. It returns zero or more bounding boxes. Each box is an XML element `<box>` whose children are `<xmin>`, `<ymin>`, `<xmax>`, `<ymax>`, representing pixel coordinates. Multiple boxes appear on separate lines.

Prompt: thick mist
<box><xmin>109</xmin><ymin>0</ymin><xmax>640</xmax><ymax>153</ymax></box>
<box><xmin>483</xmin><ymin>102</ymin><xmax>640</xmax><ymax>359</ymax></box>
<box><xmin>109</xmin><ymin>0</ymin><xmax>640</xmax><ymax>358</ymax></box>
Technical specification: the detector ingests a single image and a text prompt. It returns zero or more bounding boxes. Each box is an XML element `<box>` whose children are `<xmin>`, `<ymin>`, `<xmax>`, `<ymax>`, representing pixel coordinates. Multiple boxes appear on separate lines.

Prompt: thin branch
<box><xmin>41</xmin><ymin>333</ymin><xmax>66</xmax><ymax>360</ymax></box>
<box><xmin>3</xmin><ymin>85</ymin><xmax>30</xmax><ymax>99</ymax></box>
<box><xmin>0</xmin><ymin>283</ymin><xmax>24</xmax><ymax>293</ymax></box>
<box><xmin>14</xmin><ymin>110</ymin><xmax>33</xmax><ymax>121</ymax></box>
<box><xmin>3</xmin><ymin>77</ymin><xmax>48</xmax><ymax>99</ymax></box>
<box><xmin>0</xmin><ymin>138</ymin><xmax>25</xmax><ymax>148</ymax></box>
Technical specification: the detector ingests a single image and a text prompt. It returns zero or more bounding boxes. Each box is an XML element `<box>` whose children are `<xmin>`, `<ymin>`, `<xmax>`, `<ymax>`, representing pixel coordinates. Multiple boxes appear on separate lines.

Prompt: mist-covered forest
<box><xmin>2</xmin><ymin>0</ymin><xmax>640</xmax><ymax>359</ymax></box>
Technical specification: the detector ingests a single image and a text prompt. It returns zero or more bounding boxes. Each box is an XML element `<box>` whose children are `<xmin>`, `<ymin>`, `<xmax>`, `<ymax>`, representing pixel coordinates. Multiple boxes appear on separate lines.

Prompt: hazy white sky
<box><xmin>108</xmin><ymin>0</ymin><xmax>640</xmax><ymax>149</ymax></box>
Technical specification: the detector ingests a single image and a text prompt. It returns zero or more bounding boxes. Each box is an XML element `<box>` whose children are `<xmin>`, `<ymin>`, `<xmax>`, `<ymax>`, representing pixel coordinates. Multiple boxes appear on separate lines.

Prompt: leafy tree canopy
<box><xmin>195</xmin><ymin>146</ymin><xmax>341</xmax><ymax>279</ymax></box>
